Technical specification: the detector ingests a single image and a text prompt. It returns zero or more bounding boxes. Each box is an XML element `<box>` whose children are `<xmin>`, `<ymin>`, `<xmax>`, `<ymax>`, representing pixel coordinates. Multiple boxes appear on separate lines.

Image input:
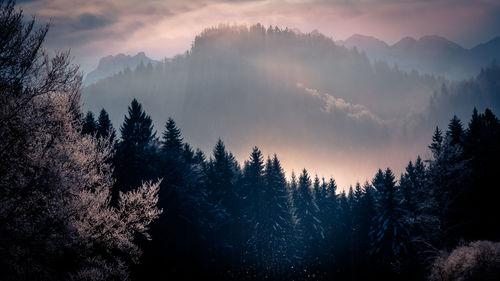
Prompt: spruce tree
<box><xmin>202</xmin><ymin>139</ymin><xmax>242</xmax><ymax>274</ymax></box>
<box><xmin>262</xmin><ymin>154</ymin><xmax>295</xmax><ymax>277</ymax></box>
<box><xmin>446</xmin><ymin>115</ymin><xmax>464</xmax><ymax>147</ymax></box>
<box><xmin>241</xmin><ymin>147</ymin><xmax>266</xmax><ymax>274</ymax></box>
<box><xmin>294</xmin><ymin>169</ymin><xmax>322</xmax><ymax>267</ymax></box>
<box><xmin>290</xmin><ymin>170</ymin><xmax>299</xmax><ymax>207</ymax></box>
<box><xmin>96</xmin><ymin>108</ymin><xmax>116</xmax><ymax>141</ymax></box>
<box><xmin>162</xmin><ymin>117</ymin><xmax>183</xmax><ymax>156</ymax></box>
<box><xmin>428</xmin><ymin>126</ymin><xmax>443</xmax><ymax>159</ymax></box>
<box><xmin>337</xmin><ymin>190</ymin><xmax>353</xmax><ymax>271</ymax></box>
<box><xmin>320</xmin><ymin>177</ymin><xmax>340</xmax><ymax>266</ymax></box>
<box><xmin>206</xmin><ymin>139</ymin><xmax>240</xmax><ymax>207</ymax></box>
<box><xmin>115</xmin><ymin>99</ymin><xmax>156</xmax><ymax>192</ymax></box>
<box><xmin>182</xmin><ymin>143</ymin><xmax>194</xmax><ymax>163</ymax></box>
<box><xmin>370</xmin><ymin>168</ymin><xmax>409</xmax><ymax>267</ymax></box>
<box><xmin>82</xmin><ymin>111</ymin><xmax>97</xmax><ymax>135</ymax></box>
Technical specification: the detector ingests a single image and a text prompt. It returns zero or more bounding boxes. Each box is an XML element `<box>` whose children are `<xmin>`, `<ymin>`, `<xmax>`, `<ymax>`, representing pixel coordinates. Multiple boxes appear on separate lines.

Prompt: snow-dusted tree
<box><xmin>427</xmin><ymin>116</ymin><xmax>469</xmax><ymax>247</ymax></box>
<box><xmin>262</xmin><ymin>154</ymin><xmax>295</xmax><ymax>277</ymax></box>
<box><xmin>430</xmin><ymin>241</ymin><xmax>500</xmax><ymax>281</ymax></box>
<box><xmin>241</xmin><ymin>146</ymin><xmax>266</xmax><ymax>275</ymax></box>
<box><xmin>0</xmin><ymin>2</ymin><xmax>161</xmax><ymax>280</ymax></box>
<box><xmin>369</xmin><ymin>168</ymin><xmax>409</xmax><ymax>269</ymax></box>
<box><xmin>294</xmin><ymin>169</ymin><xmax>323</xmax><ymax>267</ymax></box>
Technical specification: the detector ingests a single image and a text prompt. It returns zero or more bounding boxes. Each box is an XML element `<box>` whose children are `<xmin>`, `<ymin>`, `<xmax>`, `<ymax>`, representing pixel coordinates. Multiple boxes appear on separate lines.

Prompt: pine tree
<box><xmin>347</xmin><ymin>185</ymin><xmax>355</xmax><ymax>206</ymax></box>
<box><xmin>193</xmin><ymin>148</ymin><xmax>206</xmax><ymax>166</ymax></box>
<box><xmin>82</xmin><ymin>111</ymin><xmax>98</xmax><ymax>135</ymax></box>
<box><xmin>115</xmin><ymin>99</ymin><xmax>156</xmax><ymax>193</ymax></box>
<box><xmin>446</xmin><ymin>115</ymin><xmax>464</xmax><ymax>147</ymax></box>
<box><xmin>182</xmin><ymin>143</ymin><xmax>194</xmax><ymax>163</ymax></box>
<box><xmin>206</xmin><ymin>139</ymin><xmax>240</xmax><ymax>208</ymax></box>
<box><xmin>370</xmin><ymin>168</ymin><xmax>409</xmax><ymax>268</ymax></box>
<box><xmin>262</xmin><ymin>154</ymin><xmax>295</xmax><ymax>277</ymax></box>
<box><xmin>241</xmin><ymin>146</ymin><xmax>266</xmax><ymax>275</ymax></box>
<box><xmin>313</xmin><ymin>175</ymin><xmax>321</xmax><ymax>199</ymax></box>
<box><xmin>349</xmin><ymin>182</ymin><xmax>377</xmax><ymax>277</ymax></box>
<box><xmin>320</xmin><ymin>177</ymin><xmax>340</xmax><ymax>266</ymax></box>
<box><xmin>337</xmin><ymin>189</ymin><xmax>353</xmax><ymax>271</ymax></box>
<box><xmin>429</xmin><ymin>126</ymin><xmax>443</xmax><ymax>159</ymax></box>
<box><xmin>290</xmin><ymin>170</ymin><xmax>298</xmax><ymax>207</ymax></box>
<box><xmin>162</xmin><ymin>117</ymin><xmax>183</xmax><ymax>156</ymax></box>
<box><xmin>352</xmin><ymin>182</ymin><xmax>364</xmax><ymax>234</ymax></box>
<box><xmin>399</xmin><ymin>161</ymin><xmax>416</xmax><ymax>214</ymax></box>
<box><xmin>96</xmin><ymin>108</ymin><xmax>116</xmax><ymax>141</ymax></box>
<box><xmin>359</xmin><ymin>182</ymin><xmax>376</xmax><ymax>244</ymax></box>
<box><xmin>294</xmin><ymin>169</ymin><xmax>322</xmax><ymax>267</ymax></box>
<box><xmin>459</xmin><ymin>109</ymin><xmax>500</xmax><ymax>241</ymax></box>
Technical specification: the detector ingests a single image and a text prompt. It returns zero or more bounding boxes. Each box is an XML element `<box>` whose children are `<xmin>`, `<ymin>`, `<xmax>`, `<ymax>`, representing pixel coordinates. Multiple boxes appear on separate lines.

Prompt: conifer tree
<box><xmin>370</xmin><ymin>168</ymin><xmax>409</xmax><ymax>268</ymax></box>
<box><xmin>82</xmin><ymin>111</ymin><xmax>98</xmax><ymax>135</ymax></box>
<box><xmin>290</xmin><ymin>170</ymin><xmax>299</xmax><ymax>207</ymax></box>
<box><xmin>359</xmin><ymin>182</ymin><xmax>376</xmax><ymax>245</ymax></box>
<box><xmin>294</xmin><ymin>169</ymin><xmax>322</xmax><ymax>266</ymax></box>
<box><xmin>96</xmin><ymin>108</ymin><xmax>116</xmax><ymax>141</ymax></box>
<box><xmin>182</xmin><ymin>143</ymin><xmax>194</xmax><ymax>163</ymax></box>
<box><xmin>115</xmin><ymin>99</ymin><xmax>156</xmax><ymax>192</ymax></box>
<box><xmin>429</xmin><ymin>126</ymin><xmax>443</xmax><ymax>159</ymax></box>
<box><xmin>241</xmin><ymin>146</ymin><xmax>266</xmax><ymax>274</ymax></box>
<box><xmin>262</xmin><ymin>154</ymin><xmax>295</xmax><ymax>277</ymax></box>
<box><xmin>162</xmin><ymin>117</ymin><xmax>183</xmax><ymax>156</ymax></box>
<box><xmin>204</xmin><ymin>140</ymin><xmax>242</xmax><ymax>267</ymax></box>
<box><xmin>446</xmin><ymin>115</ymin><xmax>464</xmax><ymax>147</ymax></box>
<box><xmin>337</xmin><ymin>190</ymin><xmax>353</xmax><ymax>270</ymax></box>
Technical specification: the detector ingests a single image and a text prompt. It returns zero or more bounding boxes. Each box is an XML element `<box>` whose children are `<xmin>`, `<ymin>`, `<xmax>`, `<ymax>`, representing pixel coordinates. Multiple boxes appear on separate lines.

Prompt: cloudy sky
<box><xmin>18</xmin><ymin>0</ymin><xmax>500</xmax><ymax>73</ymax></box>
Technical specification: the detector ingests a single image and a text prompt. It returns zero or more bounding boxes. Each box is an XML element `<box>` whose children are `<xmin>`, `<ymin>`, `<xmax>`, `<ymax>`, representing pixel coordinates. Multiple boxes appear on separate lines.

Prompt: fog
<box><xmin>83</xmin><ymin>24</ymin><xmax>498</xmax><ymax>189</ymax></box>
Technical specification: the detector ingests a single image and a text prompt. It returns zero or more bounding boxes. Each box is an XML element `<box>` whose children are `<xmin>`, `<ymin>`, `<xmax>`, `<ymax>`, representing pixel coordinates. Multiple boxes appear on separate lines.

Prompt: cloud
<box><xmin>297</xmin><ymin>82</ymin><xmax>383</xmax><ymax>123</ymax></box>
<box><xmin>70</xmin><ymin>13</ymin><xmax>114</xmax><ymax>31</ymax></box>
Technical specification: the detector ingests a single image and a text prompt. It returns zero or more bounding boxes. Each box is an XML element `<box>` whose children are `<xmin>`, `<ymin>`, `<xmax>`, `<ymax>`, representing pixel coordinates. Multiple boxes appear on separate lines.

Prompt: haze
<box><xmin>17</xmin><ymin>0</ymin><xmax>500</xmax><ymax>189</ymax></box>
<box><xmin>19</xmin><ymin>0</ymin><xmax>500</xmax><ymax>73</ymax></box>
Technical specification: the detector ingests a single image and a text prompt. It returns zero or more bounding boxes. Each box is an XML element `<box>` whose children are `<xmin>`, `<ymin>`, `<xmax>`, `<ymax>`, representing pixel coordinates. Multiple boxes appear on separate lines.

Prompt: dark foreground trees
<box><xmin>0</xmin><ymin>2</ymin><xmax>161</xmax><ymax>280</ymax></box>
<box><xmin>109</xmin><ymin>97</ymin><xmax>500</xmax><ymax>281</ymax></box>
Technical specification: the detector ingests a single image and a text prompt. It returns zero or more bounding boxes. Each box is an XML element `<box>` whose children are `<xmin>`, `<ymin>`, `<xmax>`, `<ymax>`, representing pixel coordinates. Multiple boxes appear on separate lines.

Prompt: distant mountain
<box><xmin>339</xmin><ymin>34</ymin><xmax>389</xmax><ymax>53</ymax></box>
<box><xmin>84</xmin><ymin>52</ymin><xmax>159</xmax><ymax>85</ymax></box>
<box><xmin>337</xmin><ymin>34</ymin><xmax>500</xmax><ymax>80</ymax></box>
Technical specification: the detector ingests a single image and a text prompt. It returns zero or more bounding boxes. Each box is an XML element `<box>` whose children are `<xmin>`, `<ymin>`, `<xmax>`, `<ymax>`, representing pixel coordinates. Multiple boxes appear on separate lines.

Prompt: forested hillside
<box><xmin>84</xmin><ymin>24</ymin><xmax>446</xmax><ymax>186</ymax></box>
<box><xmin>338</xmin><ymin>34</ymin><xmax>500</xmax><ymax>80</ymax></box>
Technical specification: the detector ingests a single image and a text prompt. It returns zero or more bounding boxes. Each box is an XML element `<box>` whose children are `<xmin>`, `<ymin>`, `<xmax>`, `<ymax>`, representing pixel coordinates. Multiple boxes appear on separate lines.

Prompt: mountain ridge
<box><xmin>84</xmin><ymin>52</ymin><xmax>159</xmax><ymax>86</ymax></box>
<box><xmin>337</xmin><ymin>34</ymin><xmax>500</xmax><ymax>79</ymax></box>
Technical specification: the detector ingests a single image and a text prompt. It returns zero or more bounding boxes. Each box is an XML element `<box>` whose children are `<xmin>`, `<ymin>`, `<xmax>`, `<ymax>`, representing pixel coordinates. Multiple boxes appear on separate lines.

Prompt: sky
<box><xmin>18</xmin><ymin>0</ymin><xmax>500</xmax><ymax>74</ymax></box>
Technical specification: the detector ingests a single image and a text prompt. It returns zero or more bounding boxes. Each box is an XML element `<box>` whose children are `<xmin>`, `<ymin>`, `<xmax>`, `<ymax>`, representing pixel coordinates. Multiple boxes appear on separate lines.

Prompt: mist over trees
<box><xmin>81</xmin><ymin>97</ymin><xmax>500</xmax><ymax>281</ymax></box>
<box><xmin>83</xmin><ymin>24</ymin><xmax>454</xmax><ymax>186</ymax></box>
<box><xmin>83</xmin><ymin>24</ymin><xmax>500</xmax><ymax>187</ymax></box>
<box><xmin>338</xmin><ymin>34</ymin><xmax>500</xmax><ymax>80</ymax></box>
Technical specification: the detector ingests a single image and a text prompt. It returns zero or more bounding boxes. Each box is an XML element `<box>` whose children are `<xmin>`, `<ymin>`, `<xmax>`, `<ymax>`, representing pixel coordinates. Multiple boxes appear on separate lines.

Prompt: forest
<box><xmin>79</xmin><ymin>100</ymin><xmax>500</xmax><ymax>281</ymax></box>
<box><xmin>1</xmin><ymin>1</ymin><xmax>500</xmax><ymax>280</ymax></box>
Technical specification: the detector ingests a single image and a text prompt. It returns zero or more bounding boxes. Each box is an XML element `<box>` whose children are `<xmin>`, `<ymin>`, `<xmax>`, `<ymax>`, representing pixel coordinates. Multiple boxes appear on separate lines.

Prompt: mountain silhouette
<box><xmin>84</xmin><ymin>52</ymin><xmax>159</xmax><ymax>85</ymax></box>
<box><xmin>337</xmin><ymin>34</ymin><xmax>500</xmax><ymax>80</ymax></box>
